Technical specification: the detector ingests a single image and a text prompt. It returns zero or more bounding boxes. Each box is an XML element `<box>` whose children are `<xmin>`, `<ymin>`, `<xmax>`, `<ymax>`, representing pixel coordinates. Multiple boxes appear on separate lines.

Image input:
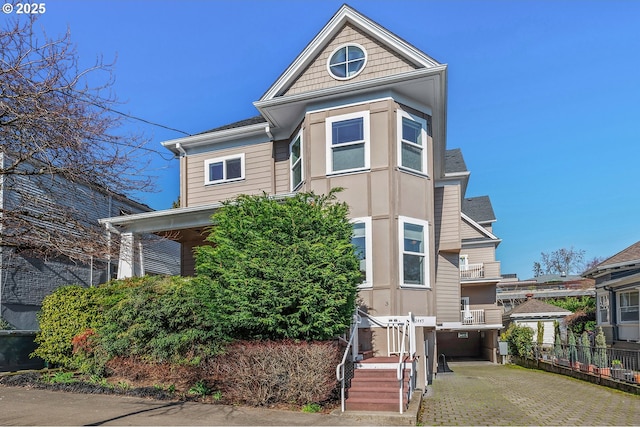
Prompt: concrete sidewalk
<box><xmin>0</xmin><ymin>386</ymin><xmax>376</xmax><ymax>426</ymax></box>
<box><xmin>421</xmin><ymin>362</ymin><xmax>640</xmax><ymax>426</ymax></box>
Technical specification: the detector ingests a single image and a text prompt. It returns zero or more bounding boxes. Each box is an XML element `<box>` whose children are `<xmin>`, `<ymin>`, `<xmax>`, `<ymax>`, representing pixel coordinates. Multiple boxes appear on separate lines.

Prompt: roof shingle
<box><xmin>445</xmin><ymin>148</ymin><xmax>468</xmax><ymax>173</ymax></box>
<box><xmin>462</xmin><ymin>196</ymin><xmax>496</xmax><ymax>223</ymax></box>
<box><xmin>596</xmin><ymin>241</ymin><xmax>640</xmax><ymax>269</ymax></box>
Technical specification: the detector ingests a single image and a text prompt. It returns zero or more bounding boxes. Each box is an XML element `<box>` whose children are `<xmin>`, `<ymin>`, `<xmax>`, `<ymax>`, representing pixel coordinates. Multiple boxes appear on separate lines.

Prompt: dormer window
<box><xmin>327</xmin><ymin>44</ymin><xmax>367</xmax><ymax>80</ymax></box>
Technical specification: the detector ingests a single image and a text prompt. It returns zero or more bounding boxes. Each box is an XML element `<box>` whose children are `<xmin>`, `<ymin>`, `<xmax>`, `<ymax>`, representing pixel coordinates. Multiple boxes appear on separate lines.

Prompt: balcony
<box><xmin>460</xmin><ymin>263</ymin><xmax>484</xmax><ymax>279</ymax></box>
<box><xmin>460</xmin><ymin>309</ymin><xmax>485</xmax><ymax>325</ymax></box>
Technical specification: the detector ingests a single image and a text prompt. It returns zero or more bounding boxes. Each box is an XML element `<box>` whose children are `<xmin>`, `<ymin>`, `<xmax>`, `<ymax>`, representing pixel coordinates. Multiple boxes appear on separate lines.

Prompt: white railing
<box><xmin>396</xmin><ymin>317</ymin><xmax>414</xmax><ymax>414</ymax></box>
<box><xmin>343</xmin><ymin>309</ymin><xmax>416</xmax><ymax>414</ymax></box>
<box><xmin>460</xmin><ymin>263</ymin><xmax>484</xmax><ymax>279</ymax></box>
<box><xmin>336</xmin><ymin>312</ymin><xmax>361</xmax><ymax>412</ymax></box>
<box><xmin>461</xmin><ymin>309</ymin><xmax>485</xmax><ymax>325</ymax></box>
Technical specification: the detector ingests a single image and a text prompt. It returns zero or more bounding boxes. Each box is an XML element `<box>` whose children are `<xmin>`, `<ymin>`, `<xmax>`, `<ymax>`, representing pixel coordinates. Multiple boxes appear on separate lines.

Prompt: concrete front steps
<box><xmin>345</xmin><ymin>356</ymin><xmax>412</xmax><ymax>412</ymax></box>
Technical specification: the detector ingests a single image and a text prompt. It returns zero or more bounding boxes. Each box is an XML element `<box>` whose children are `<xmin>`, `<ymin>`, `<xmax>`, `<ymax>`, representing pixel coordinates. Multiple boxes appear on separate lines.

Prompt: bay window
<box><xmin>289</xmin><ymin>131</ymin><xmax>303</xmax><ymax>190</ymax></box>
<box><xmin>399</xmin><ymin>216</ymin><xmax>430</xmax><ymax>287</ymax></box>
<box><xmin>326</xmin><ymin>111</ymin><xmax>370</xmax><ymax>174</ymax></box>
<box><xmin>397</xmin><ymin>110</ymin><xmax>427</xmax><ymax>174</ymax></box>
<box><xmin>351</xmin><ymin>217</ymin><xmax>372</xmax><ymax>288</ymax></box>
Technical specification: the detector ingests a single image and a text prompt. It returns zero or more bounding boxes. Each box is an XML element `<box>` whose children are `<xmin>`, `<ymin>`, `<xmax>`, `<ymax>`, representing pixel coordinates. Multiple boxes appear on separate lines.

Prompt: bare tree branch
<box><xmin>1</xmin><ymin>15</ymin><xmax>157</xmax><ymax>262</ymax></box>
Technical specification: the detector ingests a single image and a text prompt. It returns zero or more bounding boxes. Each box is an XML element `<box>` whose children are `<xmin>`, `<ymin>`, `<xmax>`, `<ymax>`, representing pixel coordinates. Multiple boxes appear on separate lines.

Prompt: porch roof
<box><xmin>98</xmin><ymin>192</ymin><xmax>297</xmax><ymax>234</ymax></box>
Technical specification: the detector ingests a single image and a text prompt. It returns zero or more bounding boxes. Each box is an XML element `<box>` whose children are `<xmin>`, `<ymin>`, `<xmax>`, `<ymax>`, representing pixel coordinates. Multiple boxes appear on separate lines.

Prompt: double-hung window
<box><xmin>397</xmin><ymin>110</ymin><xmax>428</xmax><ymax>174</ymax></box>
<box><xmin>399</xmin><ymin>216</ymin><xmax>430</xmax><ymax>287</ymax></box>
<box><xmin>351</xmin><ymin>217</ymin><xmax>372</xmax><ymax>288</ymax></box>
<box><xmin>204</xmin><ymin>153</ymin><xmax>244</xmax><ymax>185</ymax></box>
<box><xmin>289</xmin><ymin>131</ymin><xmax>303</xmax><ymax>191</ymax></box>
<box><xmin>326</xmin><ymin>111</ymin><xmax>370</xmax><ymax>175</ymax></box>
<box><xmin>598</xmin><ymin>294</ymin><xmax>610</xmax><ymax>324</ymax></box>
<box><xmin>618</xmin><ymin>290</ymin><xmax>639</xmax><ymax>323</ymax></box>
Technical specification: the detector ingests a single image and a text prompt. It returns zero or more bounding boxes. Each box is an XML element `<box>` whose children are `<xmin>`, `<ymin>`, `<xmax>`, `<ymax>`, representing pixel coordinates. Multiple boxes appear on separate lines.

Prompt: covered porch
<box><xmin>98</xmin><ymin>193</ymin><xmax>298</xmax><ymax>279</ymax></box>
<box><xmin>99</xmin><ymin>203</ymin><xmax>219</xmax><ymax>279</ymax></box>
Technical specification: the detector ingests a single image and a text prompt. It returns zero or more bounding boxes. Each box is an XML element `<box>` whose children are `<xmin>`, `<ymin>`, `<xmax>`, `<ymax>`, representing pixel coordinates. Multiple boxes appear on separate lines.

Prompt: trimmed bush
<box><xmin>195</xmin><ymin>190</ymin><xmax>360</xmax><ymax>341</ymax></box>
<box><xmin>209</xmin><ymin>340</ymin><xmax>341</xmax><ymax>406</ymax></box>
<box><xmin>97</xmin><ymin>275</ymin><xmax>224</xmax><ymax>364</ymax></box>
<box><xmin>33</xmin><ymin>278</ymin><xmax>142</xmax><ymax>371</ymax></box>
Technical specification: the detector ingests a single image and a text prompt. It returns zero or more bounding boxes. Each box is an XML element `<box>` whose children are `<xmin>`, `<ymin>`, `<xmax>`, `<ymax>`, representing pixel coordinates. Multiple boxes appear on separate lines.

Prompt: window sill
<box><xmin>400</xmin><ymin>284</ymin><xmax>431</xmax><ymax>289</ymax></box>
<box><xmin>326</xmin><ymin>168</ymin><xmax>370</xmax><ymax>178</ymax></box>
<box><xmin>205</xmin><ymin>178</ymin><xmax>245</xmax><ymax>186</ymax></box>
<box><xmin>396</xmin><ymin>166</ymin><xmax>429</xmax><ymax>179</ymax></box>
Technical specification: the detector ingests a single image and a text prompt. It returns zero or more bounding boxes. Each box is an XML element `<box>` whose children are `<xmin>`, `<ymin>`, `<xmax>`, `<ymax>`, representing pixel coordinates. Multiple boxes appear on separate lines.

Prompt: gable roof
<box><xmin>462</xmin><ymin>196</ymin><xmax>496</xmax><ymax>224</ymax></box>
<box><xmin>260</xmin><ymin>4</ymin><xmax>442</xmax><ymax>101</ymax></box>
<box><xmin>582</xmin><ymin>241</ymin><xmax>640</xmax><ymax>278</ymax></box>
<box><xmin>506</xmin><ymin>298</ymin><xmax>572</xmax><ymax>318</ymax></box>
<box><xmin>598</xmin><ymin>241</ymin><xmax>640</xmax><ymax>269</ymax></box>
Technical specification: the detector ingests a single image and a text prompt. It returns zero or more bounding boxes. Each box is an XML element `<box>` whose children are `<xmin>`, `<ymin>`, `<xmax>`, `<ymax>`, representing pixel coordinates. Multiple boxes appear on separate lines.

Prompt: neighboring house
<box><xmin>497</xmin><ymin>274</ymin><xmax>595</xmax><ymax>312</ymax></box>
<box><xmin>99</xmin><ymin>5</ymin><xmax>504</xmax><ymax>390</ymax></box>
<box><xmin>502</xmin><ymin>296</ymin><xmax>572</xmax><ymax>346</ymax></box>
<box><xmin>0</xmin><ymin>152</ymin><xmax>180</xmax><ymax>330</ymax></box>
<box><xmin>583</xmin><ymin>241</ymin><xmax>640</xmax><ymax>349</ymax></box>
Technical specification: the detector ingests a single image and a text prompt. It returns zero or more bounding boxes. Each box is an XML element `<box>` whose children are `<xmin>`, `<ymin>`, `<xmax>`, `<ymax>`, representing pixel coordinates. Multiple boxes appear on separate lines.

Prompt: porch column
<box><xmin>117</xmin><ymin>233</ymin><xmax>146</xmax><ymax>279</ymax></box>
<box><xmin>117</xmin><ymin>232</ymin><xmax>134</xmax><ymax>279</ymax></box>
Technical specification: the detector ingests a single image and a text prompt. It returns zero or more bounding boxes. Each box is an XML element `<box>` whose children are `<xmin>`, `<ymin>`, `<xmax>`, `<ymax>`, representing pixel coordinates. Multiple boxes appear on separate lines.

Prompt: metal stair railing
<box><xmin>336</xmin><ymin>312</ymin><xmax>361</xmax><ymax>413</ymax></box>
<box><xmin>338</xmin><ymin>309</ymin><xmax>417</xmax><ymax>414</ymax></box>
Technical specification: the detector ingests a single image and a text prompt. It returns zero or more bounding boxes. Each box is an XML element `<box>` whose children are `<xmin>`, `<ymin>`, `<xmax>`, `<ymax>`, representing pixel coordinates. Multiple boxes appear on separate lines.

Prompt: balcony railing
<box><xmin>460</xmin><ymin>309</ymin><xmax>485</xmax><ymax>325</ymax></box>
<box><xmin>460</xmin><ymin>263</ymin><xmax>484</xmax><ymax>279</ymax></box>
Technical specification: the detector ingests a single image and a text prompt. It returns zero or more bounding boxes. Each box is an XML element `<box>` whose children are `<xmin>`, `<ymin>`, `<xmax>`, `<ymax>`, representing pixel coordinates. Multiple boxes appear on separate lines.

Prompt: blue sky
<box><xmin>11</xmin><ymin>0</ymin><xmax>640</xmax><ymax>279</ymax></box>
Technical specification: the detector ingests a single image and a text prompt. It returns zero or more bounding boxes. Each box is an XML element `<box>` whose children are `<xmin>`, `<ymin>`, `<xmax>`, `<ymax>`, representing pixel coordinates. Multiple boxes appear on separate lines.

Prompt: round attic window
<box><xmin>327</xmin><ymin>44</ymin><xmax>367</xmax><ymax>80</ymax></box>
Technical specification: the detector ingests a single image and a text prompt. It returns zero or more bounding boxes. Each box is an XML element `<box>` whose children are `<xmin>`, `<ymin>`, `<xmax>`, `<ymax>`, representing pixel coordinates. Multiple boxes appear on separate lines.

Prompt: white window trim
<box><xmin>204</xmin><ymin>153</ymin><xmax>245</xmax><ymax>185</ymax></box>
<box><xmin>617</xmin><ymin>290</ymin><xmax>639</xmax><ymax>324</ymax></box>
<box><xmin>598</xmin><ymin>294</ymin><xmax>610</xmax><ymax>325</ymax></box>
<box><xmin>396</xmin><ymin>109</ymin><xmax>428</xmax><ymax>175</ymax></box>
<box><xmin>351</xmin><ymin>216</ymin><xmax>373</xmax><ymax>289</ymax></box>
<box><xmin>289</xmin><ymin>130</ymin><xmax>303</xmax><ymax>191</ymax></box>
<box><xmin>398</xmin><ymin>216</ymin><xmax>430</xmax><ymax>288</ymax></box>
<box><xmin>325</xmin><ymin>111</ymin><xmax>370</xmax><ymax>175</ymax></box>
<box><xmin>326</xmin><ymin>43</ymin><xmax>368</xmax><ymax>81</ymax></box>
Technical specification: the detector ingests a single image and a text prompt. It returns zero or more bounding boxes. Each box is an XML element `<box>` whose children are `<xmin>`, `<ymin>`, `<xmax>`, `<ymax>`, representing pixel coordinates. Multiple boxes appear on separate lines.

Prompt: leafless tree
<box><xmin>533</xmin><ymin>247</ymin><xmax>586</xmax><ymax>276</ymax></box>
<box><xmin>1</xmin><ymin>15</ymin><xmax>155</xmax><ymax>262</ymax></box>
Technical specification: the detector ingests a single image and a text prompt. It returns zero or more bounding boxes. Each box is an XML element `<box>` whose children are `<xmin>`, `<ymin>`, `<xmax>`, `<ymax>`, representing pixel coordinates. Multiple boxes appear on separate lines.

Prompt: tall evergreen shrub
<box><xmin>593</xmin><ymin>327</ymin><xmax>608</xmax><ymax>368</ymax></box>
<box><xmin>195</xmin><ymin>190</ymin><xmax>361</xmax><ymax>341</ymax></box>
<box><xmin>581</xmin><ymin>331</ymin><xmax>591</xmax><ymax>365</ymax></box>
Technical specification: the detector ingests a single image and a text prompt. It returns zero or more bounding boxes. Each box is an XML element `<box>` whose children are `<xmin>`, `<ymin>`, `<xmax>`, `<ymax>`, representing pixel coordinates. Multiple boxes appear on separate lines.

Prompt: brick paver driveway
<box><xmin>421</xmin><ymin>362</ymin><xmax>640</xmax><ymax>426</ymax></box>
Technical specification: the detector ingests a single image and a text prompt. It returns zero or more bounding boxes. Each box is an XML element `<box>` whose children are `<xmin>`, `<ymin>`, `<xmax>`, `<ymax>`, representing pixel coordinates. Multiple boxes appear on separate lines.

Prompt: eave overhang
<box><xmin>584</xmin><ymin>259</ymin><xmax>640</xmax><ymax>279</ymax></box>
<box><xmin>595</xmin><ymin>271</ymin><xmax>640</xmax><ymax>290</ymax></box>
<box><xmin>255</xmin><ymin>66</ymin><xmax>447</xmax><ymax>139</ymax></box>
<box><xmin>99</xmin><ymin>192</ymin><xmax>297</xmax><ymax>234</ymax></box>
<box><xmin>461</xmin><ymin>212</ymin><xmax>500</xmax><ymax>242</ymax></box>
<box><xmin>509</xmin><ymin>312</ymin><xmax>571</xmax><ymax>319</ymax></box>
<box><xmin>161</xmin><ymin>122</ymin><xmax>271</xmax><ymax>156</ymax></box>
